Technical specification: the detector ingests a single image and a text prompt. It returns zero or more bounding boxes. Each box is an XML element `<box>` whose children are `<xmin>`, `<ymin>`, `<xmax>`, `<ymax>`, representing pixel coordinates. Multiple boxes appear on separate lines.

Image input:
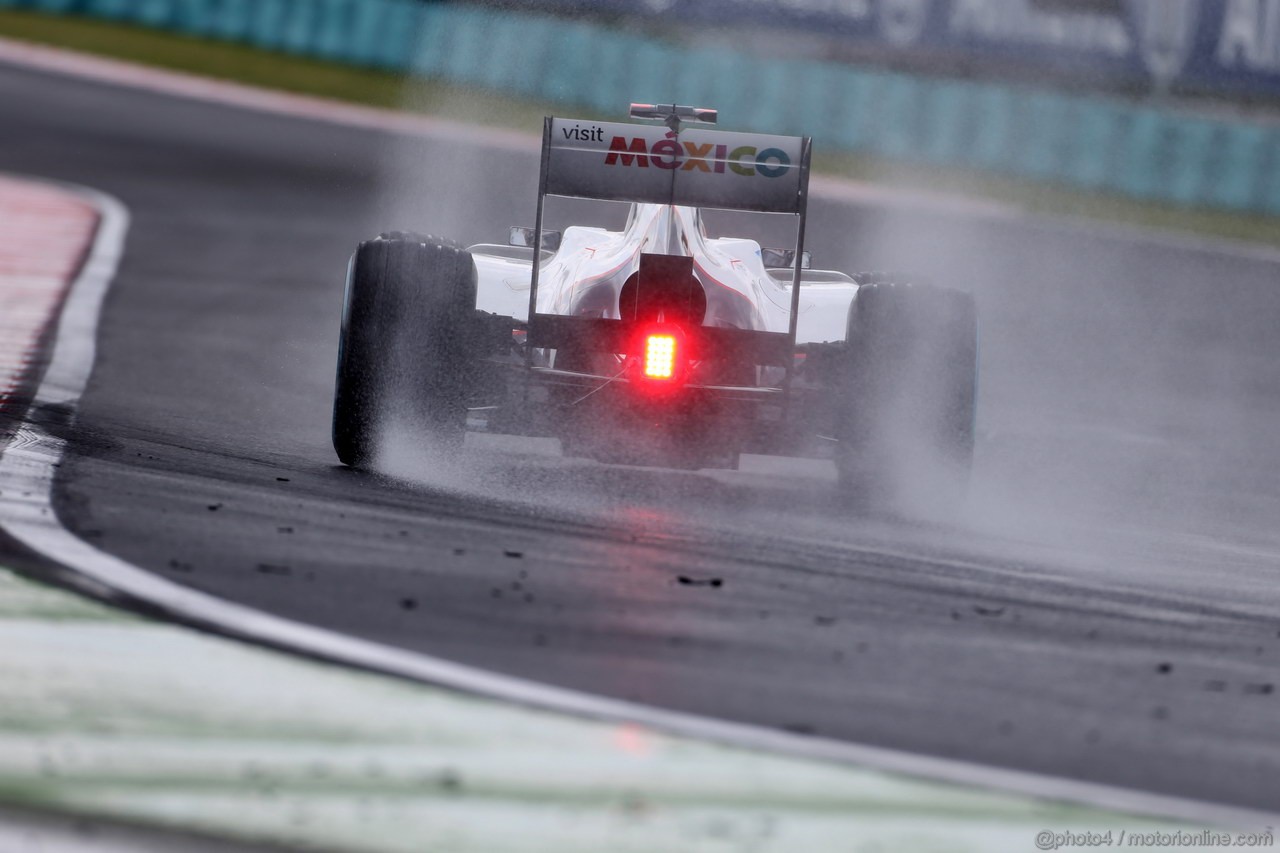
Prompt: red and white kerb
<box><xmin>0</xmin><ymin>176</ymin><xmax>99</xmax><ymax>412</ymax></box>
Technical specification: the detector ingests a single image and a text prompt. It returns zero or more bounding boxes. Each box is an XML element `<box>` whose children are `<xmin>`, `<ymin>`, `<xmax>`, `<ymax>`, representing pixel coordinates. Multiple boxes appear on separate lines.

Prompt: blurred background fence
<box><xmin>4</xmin><ymin>0</ymin><xmax>1280</xmax><ymax>215</ymax></box>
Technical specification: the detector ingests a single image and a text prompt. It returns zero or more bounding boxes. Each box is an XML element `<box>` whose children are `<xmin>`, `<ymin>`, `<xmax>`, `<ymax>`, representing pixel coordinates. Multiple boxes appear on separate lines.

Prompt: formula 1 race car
<box><xmin>333</xmin><ymin>104</ymin><xmax>978</xmax><ymax>511</ymax></box>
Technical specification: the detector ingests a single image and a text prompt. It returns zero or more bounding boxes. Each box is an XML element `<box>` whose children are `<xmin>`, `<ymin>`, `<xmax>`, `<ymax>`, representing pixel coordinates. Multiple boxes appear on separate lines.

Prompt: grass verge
<box><xmin>0</xmin><ymin>567</ymin><xmax>1172</xmax><ymax>853</ymax></box>
<box><xmin>1</xmin><ymin>8</ymin><xmax>1278</xmax><ymax>248</ymax></box>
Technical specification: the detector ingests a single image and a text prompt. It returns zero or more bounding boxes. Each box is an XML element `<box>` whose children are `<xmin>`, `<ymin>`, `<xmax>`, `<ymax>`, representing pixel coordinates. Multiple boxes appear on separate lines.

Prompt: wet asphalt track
<box><xmin>2</xmin><ymin>63</ymin><xmax>1280</xmax><ymax>813</ymax></box>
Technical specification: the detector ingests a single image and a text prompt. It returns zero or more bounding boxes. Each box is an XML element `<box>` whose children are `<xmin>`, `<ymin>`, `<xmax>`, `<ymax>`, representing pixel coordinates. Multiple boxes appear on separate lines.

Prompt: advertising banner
<box><xmin>545</xmin><ymin>118</ymin><xmax>808</xmax><ymax>213</ymax></box>
<box><xmin>517</xmin><ymin>0</ymin><xmax>1280</xmax><ymax>96</ymax></box>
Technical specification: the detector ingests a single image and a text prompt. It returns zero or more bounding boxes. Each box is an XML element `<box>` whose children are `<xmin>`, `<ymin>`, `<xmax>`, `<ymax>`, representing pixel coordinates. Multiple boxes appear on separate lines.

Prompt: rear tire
<box><xmin>332</xmin><ymin>234</ymin><xmax>477</xmax><ymax>467</ymax></box>
<box><xmin>835</xmin><ymin>281</ymin><xmax>977</xmax><ymax>515</ymax></box>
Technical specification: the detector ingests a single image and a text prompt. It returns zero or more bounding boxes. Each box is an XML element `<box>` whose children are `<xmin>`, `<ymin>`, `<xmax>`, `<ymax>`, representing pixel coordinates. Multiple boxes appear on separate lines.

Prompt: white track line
<box><xmin>0</xmin><ymin>177</ymin><xmax>1272</xmax><ymax>829</ymax></box>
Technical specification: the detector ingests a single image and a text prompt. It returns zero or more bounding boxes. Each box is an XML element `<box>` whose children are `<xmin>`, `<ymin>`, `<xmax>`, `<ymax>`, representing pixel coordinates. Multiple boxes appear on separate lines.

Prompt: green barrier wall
<box><xmin>6</xmin><ymin>0</ymin><xmax>1279</xmax><ymax>216</ymax></box>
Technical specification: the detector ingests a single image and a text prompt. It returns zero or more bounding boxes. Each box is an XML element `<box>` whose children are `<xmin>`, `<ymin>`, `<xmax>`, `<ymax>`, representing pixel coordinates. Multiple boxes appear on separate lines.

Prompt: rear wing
<box><xmin>544</xmin><ymin>118</ymin><xmax>810</xmax><ymax>214</ymax></box>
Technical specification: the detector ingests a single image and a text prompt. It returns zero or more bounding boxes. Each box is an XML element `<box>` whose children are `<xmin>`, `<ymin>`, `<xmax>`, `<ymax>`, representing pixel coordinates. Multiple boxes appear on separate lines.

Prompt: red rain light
<box><xmin>643</xmin><ymin>333</ymin><xmax>678</xmax><ymax>380</ymax></box>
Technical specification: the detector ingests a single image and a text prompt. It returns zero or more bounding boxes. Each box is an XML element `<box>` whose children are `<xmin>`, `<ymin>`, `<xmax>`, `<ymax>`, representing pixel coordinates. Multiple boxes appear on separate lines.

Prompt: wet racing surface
<box><xmin>2</xmin><ymin>63</ymin><xmax>1279</xmax><ymax>811</ymax></box>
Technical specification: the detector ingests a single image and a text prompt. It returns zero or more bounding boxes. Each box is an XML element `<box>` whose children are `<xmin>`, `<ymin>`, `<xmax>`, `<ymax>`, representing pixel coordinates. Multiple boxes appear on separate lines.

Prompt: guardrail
<box><xmin>6</xmin><ymin>0</ymin><xmax>1279</xmax><ymax>216</ymax></box>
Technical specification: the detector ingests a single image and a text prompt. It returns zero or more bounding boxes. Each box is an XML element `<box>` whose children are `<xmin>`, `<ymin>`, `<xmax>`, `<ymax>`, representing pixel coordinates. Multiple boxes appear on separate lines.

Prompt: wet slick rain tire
<box><xmin>835</xmin><ymin>281</ymin><xmax>977</xmax><ymax>515</ymax></box>
<box><xmin>332</xmin><ymin>234</ymin><xmax>477</xmax><ymax>468</ymax></box>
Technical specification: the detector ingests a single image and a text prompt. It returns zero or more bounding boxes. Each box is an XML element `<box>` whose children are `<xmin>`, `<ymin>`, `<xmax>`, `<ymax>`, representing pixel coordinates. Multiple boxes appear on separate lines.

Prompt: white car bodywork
<box><xmin>470</xmin><ymin>202</ymin><xmax>860</xmax><ymax>346</ymax></box>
